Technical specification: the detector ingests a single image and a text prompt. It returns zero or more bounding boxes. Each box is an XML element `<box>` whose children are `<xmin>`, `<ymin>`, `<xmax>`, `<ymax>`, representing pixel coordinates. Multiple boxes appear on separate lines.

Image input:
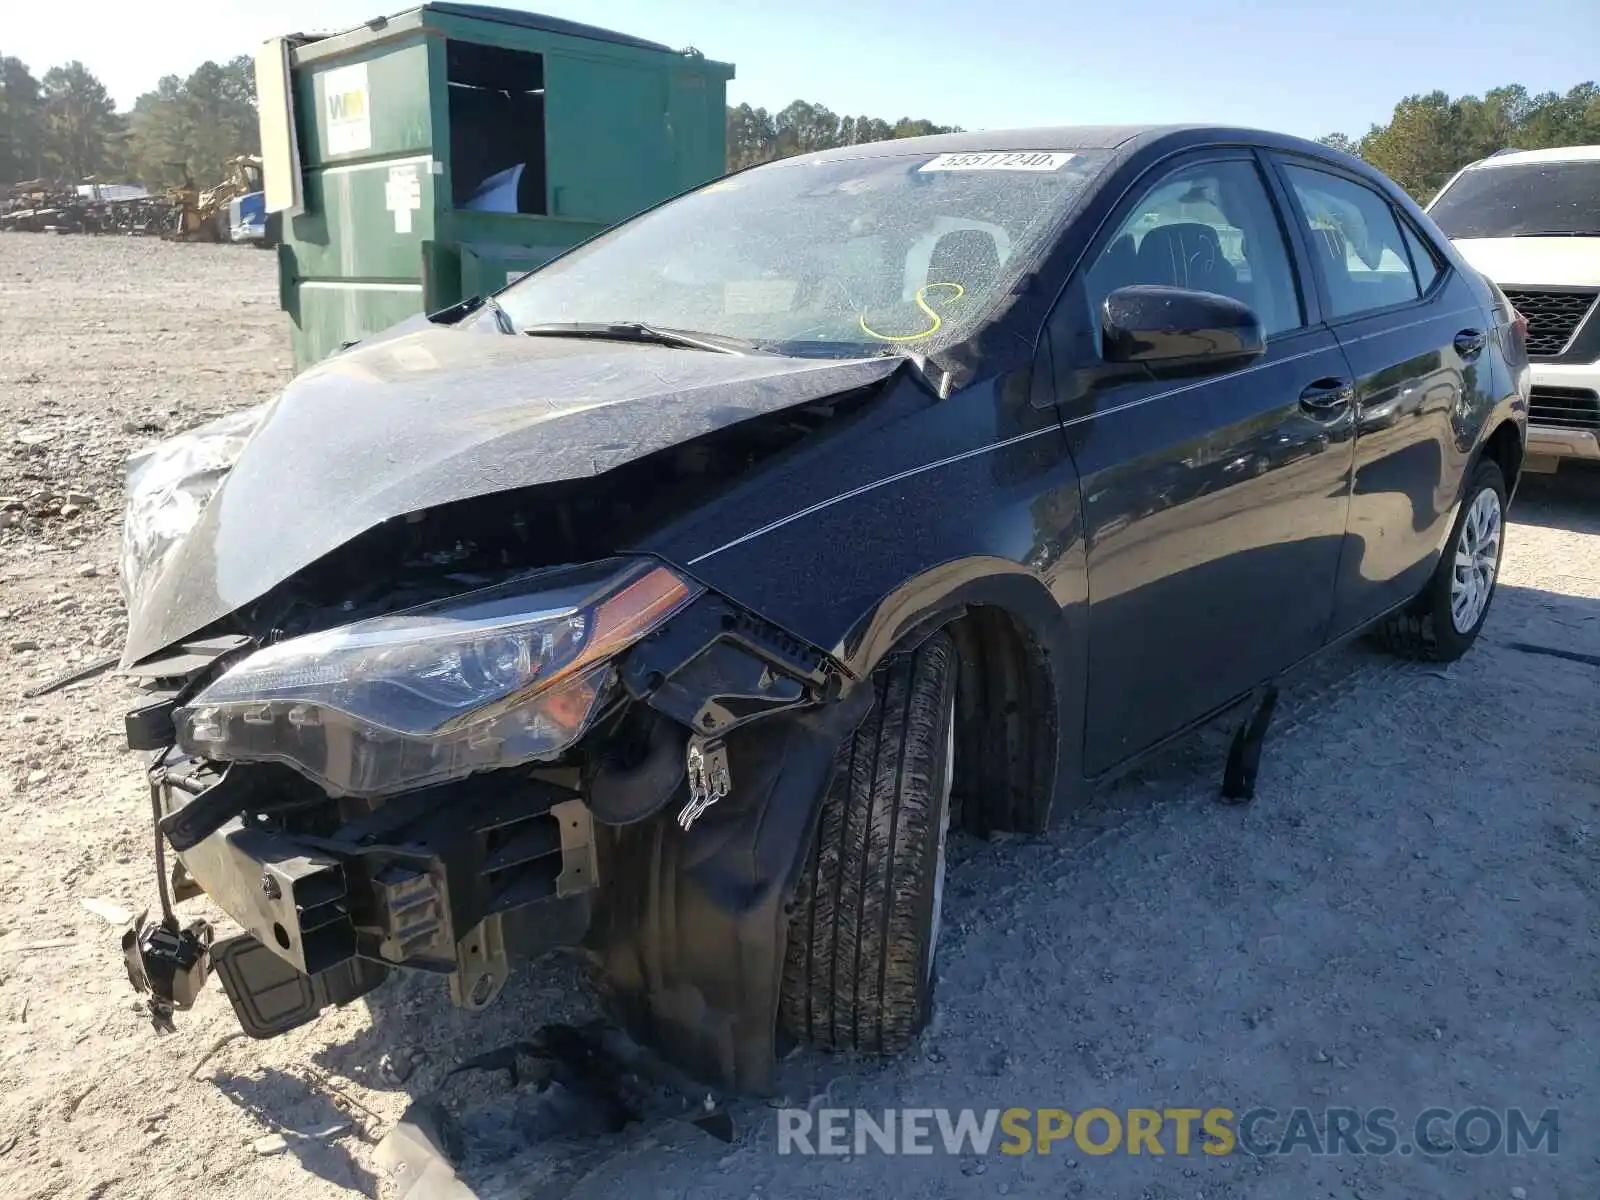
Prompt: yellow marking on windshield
<box><xmin>858</xmin><ymin>282</ymin><xmax>966</xmax><ymax>343</ymax></box>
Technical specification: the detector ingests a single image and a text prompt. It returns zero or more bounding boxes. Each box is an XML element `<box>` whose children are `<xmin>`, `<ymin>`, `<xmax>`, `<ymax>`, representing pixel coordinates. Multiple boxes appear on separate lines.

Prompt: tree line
<box><xmin>4</xmin><ymin>50</ymin><xmax>1596</xmax><ymax>200</ymax></box>
<box><xmin>1</xmin><ymin>51</ymin><xmax>958</xmax><ymax>190</ymax></box>
<box><xmin>725</xmin><ymin>100</ymin><xmax>959</xmax><ymax>169</ymax></box>
<box><xmin>1320</xmin><ymin>82</ymin><xmax>1600</xmax><ymax>201</ymax></box>
<box><xmin>0</xmin><ymin>53</ymin><xmax>258</xmax><ymax>191</ymax></box>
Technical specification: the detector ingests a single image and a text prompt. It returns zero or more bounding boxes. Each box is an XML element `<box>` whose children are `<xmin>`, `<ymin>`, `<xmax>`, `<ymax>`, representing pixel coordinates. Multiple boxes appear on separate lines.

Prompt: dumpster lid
<box><xmin>421</xmin><ymin>2</ymin><xmax>675</xmax><ymax>52</ymax></box>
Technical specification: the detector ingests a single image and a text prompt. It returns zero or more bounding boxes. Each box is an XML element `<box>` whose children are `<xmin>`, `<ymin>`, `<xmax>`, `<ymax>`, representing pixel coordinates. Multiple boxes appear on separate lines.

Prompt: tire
<box><xmin>779</xmin><ymin>630</ymin><xmax>957</xmax><ymax>1055</ymax></box>
<box><xmin>1373</xmin><ymin>458</ymin><xmax>1507</xmax><ymax>662</ymax></box>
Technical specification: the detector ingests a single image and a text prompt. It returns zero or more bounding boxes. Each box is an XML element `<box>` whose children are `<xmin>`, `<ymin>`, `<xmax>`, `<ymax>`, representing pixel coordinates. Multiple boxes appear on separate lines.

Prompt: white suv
<box><xmin>1429</xmin><ymin>145</ymin><xmax>1600</xmax><ymax>473</ymax></box>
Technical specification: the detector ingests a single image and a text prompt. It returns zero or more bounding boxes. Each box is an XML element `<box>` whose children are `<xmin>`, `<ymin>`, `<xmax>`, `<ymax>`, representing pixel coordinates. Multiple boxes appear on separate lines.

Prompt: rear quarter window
<box><xmin>1400</xmin><ymin>222</ymin><xmax>1441</xmax><ymax>294</ymax></box>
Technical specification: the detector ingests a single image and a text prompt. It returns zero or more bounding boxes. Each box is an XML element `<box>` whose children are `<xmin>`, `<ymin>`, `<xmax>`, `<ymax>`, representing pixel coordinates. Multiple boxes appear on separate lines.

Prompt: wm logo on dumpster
<box><xmin>329</xmin><ymin>89</ymin><xmax>367</xmax><ymax>121</ymax></box>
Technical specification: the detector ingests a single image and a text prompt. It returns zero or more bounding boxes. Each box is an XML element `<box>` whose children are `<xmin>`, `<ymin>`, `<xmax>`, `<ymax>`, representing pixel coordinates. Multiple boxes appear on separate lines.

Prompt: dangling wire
<box><xmin>149</xmin><ymin>775</ymin><xmax>174</xmax><ymax>921</ymax></box>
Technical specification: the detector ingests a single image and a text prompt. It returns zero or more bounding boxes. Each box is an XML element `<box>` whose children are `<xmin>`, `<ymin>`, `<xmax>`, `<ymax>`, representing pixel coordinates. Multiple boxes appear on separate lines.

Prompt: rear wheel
<box><xmin>779</xmin><ymin>631</ymin><xmax>956</xmax><ymax>1055</ymax></box>
<box><xmin>1373</xmin><ymin>458</ymin><xmax>1506</xmax><ymax>662</ymax></box>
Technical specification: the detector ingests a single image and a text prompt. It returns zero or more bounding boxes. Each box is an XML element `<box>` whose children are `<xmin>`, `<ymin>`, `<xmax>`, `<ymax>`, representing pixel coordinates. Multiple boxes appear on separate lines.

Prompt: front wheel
<box><xmin>779</xmin><ymin>631</ymin><xmax>956</xmax><ymax>1055</ymax></box>
<box><xmin>1374</xmin><ymin>458</ymin><xmax>1506</xmax><ymax>662</ymax></box>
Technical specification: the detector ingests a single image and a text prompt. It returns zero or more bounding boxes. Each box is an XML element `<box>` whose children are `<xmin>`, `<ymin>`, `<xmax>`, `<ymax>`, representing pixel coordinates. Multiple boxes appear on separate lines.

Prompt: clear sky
<box><xmin>7</xmin><ymin>0</ymin><xmax>1596</xmax><ymax>140</ymax></box>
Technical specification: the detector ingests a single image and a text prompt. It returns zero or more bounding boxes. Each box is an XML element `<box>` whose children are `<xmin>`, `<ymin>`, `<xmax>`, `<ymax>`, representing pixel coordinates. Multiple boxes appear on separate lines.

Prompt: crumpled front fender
<box><xmin>588</xmin><ymin>683</ymin><xmax>874</xmax><ymax>1092</ymax></box>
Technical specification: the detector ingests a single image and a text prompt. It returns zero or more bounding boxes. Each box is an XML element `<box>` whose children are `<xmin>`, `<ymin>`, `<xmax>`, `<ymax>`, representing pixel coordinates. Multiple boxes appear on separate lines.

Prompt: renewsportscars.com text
<box><xmin>777</xmin><ymin>1106</ymin><xmax>1560</xmax><ymax>1157</ymax></box>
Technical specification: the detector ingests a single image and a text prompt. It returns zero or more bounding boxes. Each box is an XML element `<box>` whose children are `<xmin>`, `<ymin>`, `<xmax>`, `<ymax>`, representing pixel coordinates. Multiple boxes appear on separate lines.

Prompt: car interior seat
<box><xmin>926</xmin><ymin>229</ymin><xmax>1003</xmax><ymax>295</ymax></box>
<box><xmin>1134</xmin><ymin>222</ymin><xmax>1238</xmax><ymax>295</ymax></box>
<box><xmin>1310</xmin><ymin>225</ymin><xmax>1353</xmax><ymax>311</ymax></box>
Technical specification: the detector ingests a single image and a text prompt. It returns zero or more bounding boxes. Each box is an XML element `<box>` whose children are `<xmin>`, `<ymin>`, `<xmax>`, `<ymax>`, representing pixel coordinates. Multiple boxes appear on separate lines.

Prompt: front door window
<box><xmin>1084</xmin><ymin>158</ymin><xmax>1305</xmax><ymax>338</ymax></box>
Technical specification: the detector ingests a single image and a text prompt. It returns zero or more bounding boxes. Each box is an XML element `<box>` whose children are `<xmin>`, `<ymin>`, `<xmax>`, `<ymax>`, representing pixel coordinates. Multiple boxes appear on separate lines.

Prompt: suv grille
<box><xmin>1529</xmin><ymin>386</ymin><xmax>1600</xmax><ymax>431</ymax></box>
<box><xmin>1502</xmin><ymin>289</ymin><xmax>1598</xmax><ymax>356</ymax></box>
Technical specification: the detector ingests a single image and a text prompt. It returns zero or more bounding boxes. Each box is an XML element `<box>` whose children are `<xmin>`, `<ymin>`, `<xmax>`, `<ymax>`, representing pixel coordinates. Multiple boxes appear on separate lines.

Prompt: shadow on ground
<box><xmin>1511</xmin><ymin>462</ymin><xmax>1600</xmax><ymax>533</ymax></box>
<box><xmin>208</xmin><ymin>1066</ymin><xmax>379</xmax><ymax>1196</ymax></box>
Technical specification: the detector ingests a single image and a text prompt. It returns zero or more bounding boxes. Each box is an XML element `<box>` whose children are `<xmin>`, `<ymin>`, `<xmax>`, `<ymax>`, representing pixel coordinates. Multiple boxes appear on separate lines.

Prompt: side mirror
<box><xmin>1101</xmin><ymin>284</ymin><xmax>1265</xmax><ymax>374</ymax></box>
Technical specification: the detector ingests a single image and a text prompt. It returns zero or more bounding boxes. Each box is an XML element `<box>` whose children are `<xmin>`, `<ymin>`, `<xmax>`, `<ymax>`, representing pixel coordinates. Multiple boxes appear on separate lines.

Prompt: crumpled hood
<box><xmin>123</xmin><ymin>324</ymin><xmax>901</xmax><ymax>665</ymax></box>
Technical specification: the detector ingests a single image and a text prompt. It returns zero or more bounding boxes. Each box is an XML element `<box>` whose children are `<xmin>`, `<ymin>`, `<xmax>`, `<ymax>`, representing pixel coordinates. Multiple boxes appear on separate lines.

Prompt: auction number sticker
<box><xmin>920</xmin><ymin>151</ymin><xmax>1075</xmax><ymax>172</ymax></box>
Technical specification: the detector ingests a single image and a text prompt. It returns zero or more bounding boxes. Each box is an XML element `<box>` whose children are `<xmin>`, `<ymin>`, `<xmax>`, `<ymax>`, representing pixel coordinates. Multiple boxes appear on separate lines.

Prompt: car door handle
<box><xmin>1454</xmin><ymin>328</ymin><xmax>1486</xmax><ymax>358</ymax></box>
<box><xmin>1299</xmin><ymin>378</ymin><xmax>1353</xmax><ymax>413</ymax></box>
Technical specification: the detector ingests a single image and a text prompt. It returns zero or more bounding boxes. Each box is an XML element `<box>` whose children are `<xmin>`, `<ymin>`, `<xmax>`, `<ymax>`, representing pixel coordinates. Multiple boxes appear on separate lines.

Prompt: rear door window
<box><xmin>1281</xmin><ymin>164</ymin><xmax>1420</xmax><ymax>319</ymax></box>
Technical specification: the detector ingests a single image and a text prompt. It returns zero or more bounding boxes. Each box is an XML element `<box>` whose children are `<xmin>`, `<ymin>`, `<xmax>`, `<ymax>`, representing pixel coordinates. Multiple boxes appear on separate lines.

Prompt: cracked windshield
<box><xmin>498</xmin><ymin>150</ymin><xmax>1107</xmax><ymax>354</ymax></box>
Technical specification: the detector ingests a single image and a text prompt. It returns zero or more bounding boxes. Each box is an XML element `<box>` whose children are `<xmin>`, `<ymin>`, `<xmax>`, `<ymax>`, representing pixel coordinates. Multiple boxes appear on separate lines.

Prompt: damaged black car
<box><xmin>117</xmin><ymin>125</ymin><xmax>1528</xmax><ymax>1092</ymax></box>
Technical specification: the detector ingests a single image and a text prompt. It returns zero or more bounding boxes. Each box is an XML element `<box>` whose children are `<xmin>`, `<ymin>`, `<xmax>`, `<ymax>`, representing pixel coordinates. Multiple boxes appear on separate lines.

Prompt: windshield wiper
<box><xmin>1508</xmin><ymin>231</ymin><xmax>1598</xmax><ymax>238</ymax></box>
<box><xmin>519</xmin><ymin>321</ymin><xmax>754</xmax><ymax>355</ymax></box>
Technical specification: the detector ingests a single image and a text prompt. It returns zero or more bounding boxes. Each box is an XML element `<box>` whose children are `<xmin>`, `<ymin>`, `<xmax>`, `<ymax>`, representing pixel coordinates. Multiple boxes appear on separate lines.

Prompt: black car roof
<box><xmin>783</xmin><ymin>124</ymin><xmax>1347</xmax><ymax>167</ymax></box>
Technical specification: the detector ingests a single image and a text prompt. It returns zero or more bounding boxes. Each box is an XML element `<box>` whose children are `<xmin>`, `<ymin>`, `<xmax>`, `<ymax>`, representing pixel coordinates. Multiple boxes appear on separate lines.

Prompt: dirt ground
<box><xmin>0</xmin><ymin>235</ymin><xmax>1595</xmax><ymax>1200</ymax></box>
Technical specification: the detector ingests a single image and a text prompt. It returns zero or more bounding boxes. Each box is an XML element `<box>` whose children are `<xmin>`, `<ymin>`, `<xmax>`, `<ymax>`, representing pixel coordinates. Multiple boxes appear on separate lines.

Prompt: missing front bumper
<box><xmin>120</xmin><ymin>586</ymin><xmax>863</xmax><ymax>1086</ymax></box>
<box><xmin>144</xmin><ymin>758</ymin><xmax>600</xmax><ymax>1037</ymax></box>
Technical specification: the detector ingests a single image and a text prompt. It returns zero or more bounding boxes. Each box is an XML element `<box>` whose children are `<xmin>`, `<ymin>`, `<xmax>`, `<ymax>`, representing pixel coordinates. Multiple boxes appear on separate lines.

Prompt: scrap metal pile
<box><xmin>1</xmin><ymin>181</ymin><xmax>170</xmax><ymax>236</ymax></box>
<box><xmin>2</xmin><ymin>156</ymin><xmax>268</xmax><ymax>242</ymax></box>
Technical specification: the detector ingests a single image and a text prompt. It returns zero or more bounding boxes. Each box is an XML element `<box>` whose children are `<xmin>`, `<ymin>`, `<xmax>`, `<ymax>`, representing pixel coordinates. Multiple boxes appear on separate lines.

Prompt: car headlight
<box><xmin>174</xmin><ymin>558</ymin><xmax>701</xmax><ymax>797</ymax></box>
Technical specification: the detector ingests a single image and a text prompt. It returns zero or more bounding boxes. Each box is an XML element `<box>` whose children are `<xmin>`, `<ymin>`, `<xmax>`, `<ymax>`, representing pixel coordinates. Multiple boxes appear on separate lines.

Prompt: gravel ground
<box><xmin>0</xmin><ymin>235</ymin><xmax>1595</xmax><ymax>1200</ymax></box>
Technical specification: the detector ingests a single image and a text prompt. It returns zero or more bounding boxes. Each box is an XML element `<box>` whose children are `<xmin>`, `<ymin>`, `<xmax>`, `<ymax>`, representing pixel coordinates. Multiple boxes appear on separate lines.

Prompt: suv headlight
<box><xmin>175</xmin><ymin>558</ymin><xmax>700</xmax><ymax>797</ymax></box>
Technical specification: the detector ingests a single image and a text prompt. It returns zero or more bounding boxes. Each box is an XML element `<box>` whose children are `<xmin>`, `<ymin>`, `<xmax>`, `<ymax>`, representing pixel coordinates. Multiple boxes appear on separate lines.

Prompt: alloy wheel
<box><xmin>1450</xmin><ymin>486</ymin><xmax>1502</xmax><ymax>633</ymax></box>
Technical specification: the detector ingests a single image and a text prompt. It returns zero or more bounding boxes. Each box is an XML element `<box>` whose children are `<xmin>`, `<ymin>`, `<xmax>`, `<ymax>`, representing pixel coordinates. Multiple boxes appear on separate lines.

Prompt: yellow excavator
<box><xmin>163</xmin><ymin>155</ymin><xmax>265</xmax><ymax>241</ymax></box>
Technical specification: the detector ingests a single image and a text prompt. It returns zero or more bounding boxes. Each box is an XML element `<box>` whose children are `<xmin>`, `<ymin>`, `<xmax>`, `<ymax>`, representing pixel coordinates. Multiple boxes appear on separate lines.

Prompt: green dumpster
<box><xmin>254</xmin><ymin>3</ymin><xmax>734</xmax><ymax>369</ymax></box>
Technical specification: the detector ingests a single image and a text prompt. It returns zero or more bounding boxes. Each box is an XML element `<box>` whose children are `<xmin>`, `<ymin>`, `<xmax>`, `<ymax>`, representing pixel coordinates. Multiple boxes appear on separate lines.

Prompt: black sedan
<box><xmin>117</xmin><ymin>125</ymin><xmax>1528</xmax><ymax>1093</ymax></box>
